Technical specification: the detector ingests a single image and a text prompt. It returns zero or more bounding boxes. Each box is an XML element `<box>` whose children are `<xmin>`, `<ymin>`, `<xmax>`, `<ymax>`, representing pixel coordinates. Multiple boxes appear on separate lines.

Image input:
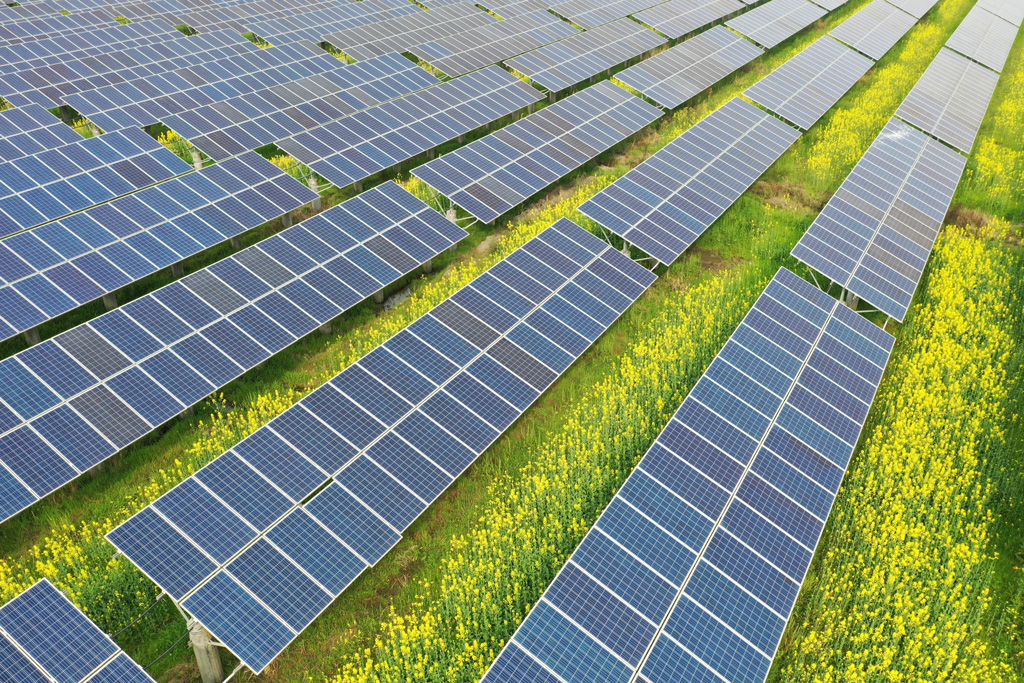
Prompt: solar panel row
<box><xmin>325</xmin><ymin>2</ymin><xmax>495</xmax><ymax>62</ymax></box>
<box><xmin>164</xmin><ymin>51</ymin><xmax>439</xmax><ymax>161</ymax></box>
<box><xmin>482</xmin><ymin>0</ymin><xmax>557</xmax><ymax>17</ymax></box>
<box><xmin>549</xmin><ymin>0</ymin><xmax>674</xmax><ymax>30</ymax></box>
<box><xmin>0</xmin><ymin>8</ymin><xmax>116</xmax><ymax>46</ymax></box>
<box><xmin>725</xmin><ymin>0</ymin><xmax>828</xmax><ymax>49</ymax></box>
<box><xmin>0</xmin><ymin>28</ymin><xmax>254</xmax><ymax>109</ymax></box>
<box><xmin>580</xmin><ymin>98</ymin><xmax>800</xmax><ymax>265</ymax></box>
<box><xmin>978</xmin><ymin>0</ymin><xmax>1024</xmax><ymax>26</ymax></box>
<box><xmin>894</xmin><ymin>47</ymin><xmax>1000</xmax><ymax>153</ymax></box>
<box><xmin>482</xmin><ymin>267</ymin><xmax>894</xmax><ymax>683</ymax></box>
<box><xmin>0</xmin><ymin>103</ymin><xmax>83</xmax><ymax>164</ymax></box>
<box><xmin>944</xmin><ymin>4</ymin><xmax>1019</xmax><ymax>72</ymax></box>
<box><xmin>504</xmin><ymin>17</ymin><xmax>667</xmax><ymax>94</ymax></box>
<box><xmin>279</xmin><ymin>66</ymin><xmax>545</xmax><ymax>192</ymax></box>
<box><xmin>0</xmin><ymin>182</ymin><xmax>466</xmax><ymax>524</ymax></box>
<box><xmin>0</xmin><ymin>152</ymin><xmax>317</xmax><ymax>342</ymax></box>
<box><xmin>408</xmin><ymin>9</ymin><xmax>580</xmax><ymax>78</ymax></box>
<box><xmin>744</xmin><ymin>35</ymin><xmax>873</xmax><ymax>130</ymax></box>
<box><xmin>145</xmin><ymin>0</ymin><xmax>360</xmax><ymax>35</ymax></box>
<box><xmin>885</xmin><ymin>0</ymin><xmax>940</xmax><ymax>19</ymax></box>
<box><xmin>64</xmin><ymin>40</ymin><xmax>337</xmax><ymax>133</ymax></box>
<box><xmin>0</xmin><ymin>579</ymin><xmax>156</xmax><ymax>683</ymax></box>
<box><xmin>249</xmin><ymin>0</ymin><xmax>419</xmax><ymax>46</ymax></box>
<box><xmin>413</xmin><ymin>81</ymin><xmax>662</xmax><ymax>224</ymax></box>
<box><xmin>615</xmin><ymin>25</ymin><xmax>764</xmax><ymax>109</ymax></box>
<box><xmin>633</xmin><ymin>0</ymin><xmax>746</xmax><ymax>40</ymax></box>
<box><xmin>828</xmin><ymin>0</ymin><xmax>917</xmax><ymax>60</ymax></box>
<box><xmin>791</xmin><ymin>117</ymin><xmax>966</xmax><ymax>321</ymax></box>
<box><xmin>109</xmin><ymin>218</ymin><xmax>657</xmax><ymax>672</ymax></box>
<box><xmin>0</xmin><ymin>126</ymin><xmax>193</xmax><ymax>238</ymax></box>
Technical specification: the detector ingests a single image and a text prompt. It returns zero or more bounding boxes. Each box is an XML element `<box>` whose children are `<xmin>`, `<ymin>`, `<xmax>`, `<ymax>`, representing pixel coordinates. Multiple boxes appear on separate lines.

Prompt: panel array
<box><xmin>828</xmin><ymin>0</ymin><xmax>917</xmax><ymax>60</ymax></box>
<box><xmin>0</xmin><ymin>29</ymin><xmax>254</xmax><ymax>110</ymax></box>
<box><xmin>0</xmin><ymin>127</ymin><xmax>192</xmax><ymax>238</ymax></box>
<box><xmin>413</xmin><ymin>81</ymin><xmax>662</xmax><ymax>224</ymax></box>
<box><xmin>0</xmin><ymin>9</ymin><xmax>116</xmax><ymax>45</ymax></box>
<box><xmin>744</xmin><ymin>35</ymin><xmax>873</xmax><ymax>130</ymax></box>
<box><xmin>634</xmin><ymin>0</ymin><xmax>746</xmax><ymax>39</ymax></box>
<box><xmin>978</xmin><ymin>0</ymin><xmax>1024</xmax><ymax>25</ymax></box>
<box><xmin>725</xmin><ymin>0</ymin><xmax>828</xmax><ymax>49</ymax></box>
<box><xmin>0</xmin><ymin>152</ymin><xmax>317</xmax><ymax>342</ymax></box>
<box><xmin>64</xmin><ymin>41</ymin><xmax>339</xmax><ymax>134</ymax></box>
<box><xmin>109</xmin><ymin>218</ymin><xmax>657</xmax><ymax>673</ymax></box>
<box><xmin>278</xmin><ymin>66</ymin><xmax>545</xmax><ymax>191</ymax></box>
<box><xmin>549</xmin><ymin>0</ymin><xmax>672</xmax><ymax>30</ymax></box>
<box><xmin>408</xmin><ymin>10</ymin><xmax>580</xmax><ymax>78</ymax></box>
<box><xmin>324</xmin><ymin>3</ymin><xmax>495</xmax><ymax>61</ymax></box>
<box><xmin>248</xmin><ymin>0</ymin><xmax>419</xmax><ymax>46</ymax></box>
<box><xmin>151</xmin><ymin>0</ymin><xmax>352</xmax><ymax>35</ymax></box>
<box><xmin>164</xmin><ymin>52</ymin><xmax>439</xmax><ymax>161</ymax></box>
<box><xmin>615</xmin><ymin>25</ymin><xmax>765</xmax><ymax>110</ymax></box>
<box><xmin>791</xmin><ymin>117</ymin><xmax>966</xmax><ymax>321</ymax></box>
<box><xmin>504</xmin><ymin>18</ymin><xmax>667</xmax><ymax>94</ymax></box>
<box><xmin>894</xmin><ymin>47</ymin><xmax>999</xmax><ymax>153</ymax></box>
<box><xmin>0</xmin><ymin>579</ymin><xmax>156</xmax><ymax>683</ymax></box>
<box><xmin>481</xmin><ymin>0</ymin><xmax>556</xmax><ymax>17</ymax></box>
<box><xmin>580</xmin><ymin>98</ymin><xmax>800</xmax><ymax>265</ymax></box>
<box><xmin>945</xmin><ymin>5</ymin><xmax>1019</xmax><ymax>72</ymax></box>
<box><xmin>482</xmin><ymin>267</ymin><xmax>895</xmax><ymax>683</ymax></box>
<box><xmin>0</xmin><ymin>103</ymin><xmax>82</xmax><ymax>164</ymax></box>
<box><xmin>0</xmin><ymin>182</ymin><xmax>466</xmax><ymax>524</ymax></box>
<box><xmin>885</xmin><ymin>0</ymin><xmax>939</xmax><ymax>18</ymax></box>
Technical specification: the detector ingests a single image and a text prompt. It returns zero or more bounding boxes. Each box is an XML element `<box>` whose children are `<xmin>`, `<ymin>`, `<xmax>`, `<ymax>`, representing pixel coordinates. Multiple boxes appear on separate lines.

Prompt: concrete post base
<box><xmin>189</xmin><ymin>619</ymin><xmax>225</xmax><ymax>683</ymax></box>
<box><xmin>23</xmin><ymin>327</ymin><xmax>41</xmax><ymax>347</ymax></box>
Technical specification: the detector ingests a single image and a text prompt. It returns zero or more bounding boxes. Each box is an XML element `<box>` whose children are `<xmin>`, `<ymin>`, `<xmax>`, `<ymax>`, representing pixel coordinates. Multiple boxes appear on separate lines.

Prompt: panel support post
<box><xmin>102</xmin><ymin>292</ymin><xmax>118</xmax><ymax>311</ymax></box>
<box><xmin>23</xmin><ymin>327</ymin><xmax>40</xmax><ymax>347</ymax></box>
<box><xmin>308</xmin><ymin>175</ymin><xmax>322</xmax><ymax>211</ymax></box>
<box><xmin>845</xmin><ymin>290</ymin><xmax>859</xmax><ymax>310</ymax></box>
<box><xmin>353</xmin><ymin>179</ymin><xmax>363</xmax><ymax>193</ymax></box>
<box><xmin>422</xmin><ymin>258</ymin><xmax>433</xmax><ymax>274</ymax></box>
<box><xmin>458</xmin><ymin>133</ymin><xmax>465</xmax><ymax>144</ymax></box>
<box><xmin>171</xmin><ymin>262</ymin><xmax>184</xmax><ymax>278</ymax></box>
<box><xmin>90</xmin><ymin>122</ymin><xmax>103</xmax><ymax>138</ymax></box>
<box><xmin>374</xmin><ymin>289</ymin><xmax>385</xmax><ymax>304</ymax></box>
<box><xmin>446</xmin><ymin>207</ymin><xmax>457</xmax><ymax>223</ymax></box>
<box><xmin>190</xmin><ymin>150</ymin><xmax>203</xmax><ymax>171</ymax></box>
<box><xmin>549</xmin><ymin>90</ymin><xmax>557</xmax><ymax>103</ymax></box>
<box><xmin>527</xmin><ymin>102</ymin><xmax>535</xmax><ymax>115</ymax></box>
<box><xmin>621</xmin><ymin>241</ymin><xmax>631</xmax><ymax>257</ymax></box>
<box><xmin>319</xmin><ymin>321</ymin><xmax>333</xmax><ymax>334</ymax></box>
<box><xmin>189</xmin><ymin>619</ymin><xmax>225</xmax><ymax>683</ymax></box>
<box><xmin>230</xmin><ymin>236</ymin><xmax>242</xmax><ymax>250</ymax></box>
<box><xmin>427</xmin><ymin>147</ymin><xmax>435</xmax><ymax>160</ymax></box>
<box><xmin>282</xmin><ymin>211</ymin><xmax>293</xmax><ymax>228</ymax></box>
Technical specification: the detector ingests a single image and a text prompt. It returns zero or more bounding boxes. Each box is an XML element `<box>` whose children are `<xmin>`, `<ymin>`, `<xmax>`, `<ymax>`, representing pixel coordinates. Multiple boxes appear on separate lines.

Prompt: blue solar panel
<box><xmin>483</xmin><ymin>267</ymin><xmax>894</xmax><ymax>683</ymax></box>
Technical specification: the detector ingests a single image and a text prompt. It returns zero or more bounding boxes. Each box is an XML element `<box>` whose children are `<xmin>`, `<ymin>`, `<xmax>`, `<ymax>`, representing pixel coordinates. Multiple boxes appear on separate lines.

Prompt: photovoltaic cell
<box><xmin>482</xmin><ymin>267</ymin><xmax>894</xmax><ymax>683</ymax></box>
<box><xmin>744</xmin><ymin>35</ymin><xmax>873</xmax><ymax>130</ymax></box>
<box><xmin>944</xmin><ymin>5</ymin><xmax>1018</xmax><ymax>72</ymax></box>
<box><xmin>504</xmin><ymin>18</ymin><xmax>667</xmax><ymax>93</ymax></box>
<box><xmin>615</xmin><ymin>25</ymin><xmax>764</xmax><ymax>109</ymax></box>
<box><xmin>407</xmin><ymin>10</ymin><xmax>580</xmax><ymax>78</ymax></box>
<box><xmin>894</xmin><ymin>47</ymin><xmax>1000</xmax><ymax>153</ymax></box>
<box><xmin>725</xmin><ymin>0</ymin><xmax>827</xmax><ymax>49</ymax></box>
<box><xmin>791</xmin><ymin>117</ymin><xmax>966</xmax><ymax>321</ymax></box>
<box><xmin>112</xmin><ymin>218</ymin><xmax>656</xmax><ymax>674</ymax></box>
<box><xmin>0</xmin><ymin>182</ymin><xmax>467</xmax><ymax>524</ymax></box>
<box><xmin>633</xmin><ymin>0</ymin><xmax>746</xmax><ymax>39</ymax></box>
<box><xmin>828</xmin><ymin>0</ymin><xmax>917</xmax><ymax>60</ymax></box>
<box><xmin>579</xmin><ymin>97</ymin><xmax>800</xmax><ymax>265</ymax></box>
<box><xmin>412</xmin><ymin>80</ymin><xmax>662</xmax><ymax>224</ymax></box>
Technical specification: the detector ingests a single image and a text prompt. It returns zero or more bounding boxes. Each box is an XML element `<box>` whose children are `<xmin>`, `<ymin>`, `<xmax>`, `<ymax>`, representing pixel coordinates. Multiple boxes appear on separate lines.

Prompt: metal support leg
<box><xmin>845</xmin><ymin>290</ymin><xmax>860</xmax><ymax>310</ymax></box>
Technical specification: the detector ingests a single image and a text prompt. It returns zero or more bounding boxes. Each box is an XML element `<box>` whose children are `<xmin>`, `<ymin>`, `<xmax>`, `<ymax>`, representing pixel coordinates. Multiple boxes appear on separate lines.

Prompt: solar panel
<box><xmin>828</xmin><ymin>0</ymin><xmax>918</xmax><ymax>60</ymax></box>
<box><xmin>110</xmin><ymin>217</ymin><xmax>656</xmax><ymax>673</ymax></box>
<box><xmin>725</xmin><ymin>0</ymin><xmax>828</xmax><ymax>49</ymax></box>
<box><xmin>885</xmin><ymin>0</ymin><xmax>940</xmax><ymax>18</ymax></box>
<box><xmin>978</xmin><ymin>0</ymin><xmax>1024</xmax><ymax>25</ymax></box>
<box><xmin>807</xmin><ymin>0</ymin><xmax>850</xmax><ymax>10</ymax></box>
<box><xmin>0</xmin><ymin>579</ymin><xmax>156</xmax><ymax>683</ymax></box>
<box><xmin>944</xmin><ymin>5</ymin><xmax>1018</xmax><ymax>72</ymax></box>
<box><xmin>63</xmin><ymin>41</ymin><xmax>339</xmax><ymax>134</ymax></box>
<box><xmin>504</xmin><ymin>18</ymin><xmax>667</xmax><ymax>94</ymax></box>
<box><xmin>482</xmin><ymin>266</ymin><xmax>895</xmax><ymax>683</ymax></box>
<box><xmin>152</xmin><ymin>0</ymin><xmax>359</xmax><ymax>35</ymax></box>
<box><xmin>478</xmin><ymin>0</ymin><xmax>557</xmax><ymax>17</ymax></box>
<box><xmin>633</xmin><ymin>0</ymin><xmax>746</xmax><ymax>40</ymax></box>
<box><xmin>549</xmin><ymin>0</ymin><xmax>672</xmax><ymax>30</ymax></box>
<box><xmin>0</xmin><ymin>103</ymin><xmax>82</xmax><ymax>164</ymax></box>
<box><xmin>0</xmin><ymin>127</ymin><xmax>193</xmax><ymax>238</ymax></box>
<box><xmin>248</xmin><ymin>0</ymin><xmax>420</xmax><ymax>46</ymax></box>
<box><xmin>894</xmin><ymin>47</ymin><xmax>999</xmax><ymax>153</ymax></box>
<box><xmin>0</xmin><ymin>29</ymin><xmax>254</xmax><ymax>110</ymax></box>
<box><xmin>615</xmin><ymin>26</ymin><xmax>764</xmax><ymax>109</ymax></box>
<box><xmin>791</xmin><ymin>117</ymin><xmax>966</xmax><ymax>321</ymax></box>
<box><xmin>0</xmin><ymin>182</ymin><xmax>467</xmax><ymax>524</ymax></box>
<box><xmin>579</xmin><ymin>98</ymin><xmax>800</xmax><ymax>265</ymax></box>
<box><xmin>277</xmin><ymin>66</ymin><xmax>545</xmax><ymax>193</ymax></box>
<box><xmin>324</xmin><ymin>2</ymin><xmax>496</xmax><ymax>62</ymax></box>
<box><xmin>408</xmin><ymin>10</ymin><xmax>580</xmax><ymax>78</ymax></box>
<box><xmin>0</xmin><ymin>10</ymin><xmax>116</xmax><ymax>46</ymax></box>
<box><xmin>413</xmin><ymin>81</ymin><xmax>662</xmax><ymax>224</ymax></box>
<box><xmin>744</xmin><ymin>35</ymin><xmax>873</xmax><ymax>130</ymax></box>
<box><xmin>0</xmin><ymin>152</ymin><xmax>317</xmax><ymax>344</ymax></box>
<box><xmin>163</xmin><ymin>52</ymin><xmax>439</xmax><ymax>161</ymax></box>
